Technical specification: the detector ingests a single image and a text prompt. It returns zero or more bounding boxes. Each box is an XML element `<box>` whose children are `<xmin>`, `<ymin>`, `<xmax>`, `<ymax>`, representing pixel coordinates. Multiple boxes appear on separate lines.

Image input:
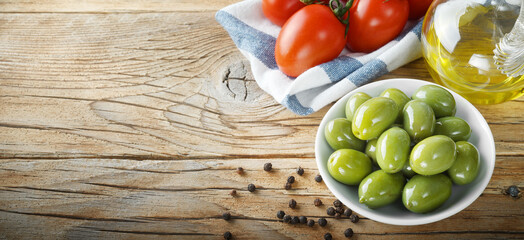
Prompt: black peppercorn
<box><xmin>222</xmin><ymin>212</ymin><xmax>231</xmax><ymax>221</ymax></box>
<box><xmin>507</xmin><ymin>185</ymin><xmax>520</xmax><ymax>198</ymax></box>
<box><xmin>289</xmin><ymin>199</ymin><xmax>297</xmax><ymax>209</ymax></box>
<box><xmin>229</xmin><ymin>190</ymin><xmax>237</xmax><ymax>196</ymax></box>
<box><xmin>223</xmin><ymin>231</ymin><xmax>232</xmax><ymax>240</ymax></box>
<box><xmin>285</xmin><ymin>182</ymin><xmax>292</xmax><ymax>190</ymax></box>
<box><xmin>315</xmin><ymin>174</ymin><xmax>322</xmax><ymax>182</ymax></box>
<box><xmin>324</xmin><ymin>232</ymin><xmax>332</xmax><ymax>240</ymax></box>
<box><xmin>299</xmin><ymin>216</ymin><xmax>307</xmax><ymax>224</ymax></box>
<box><xmin>287</xmin><ymin>176</ymin><xmax>295</xmax><ymax>184</ymax></box>
<box><xmin>291</xmin><ymin>216</ymin><xmax>300</xmax><ymax>224</ymax></box>
<box><xmin>283</xmin><ymin>215</ymin><xmax>292</xmax><ymax>223</ymax></box>
<box><xmin>297</xmin><ymin>166</ymin><xmax>304</xmax><ymax>176</ymax></box>
<box><xmin>318</xmin><ymin>218</ymin><xmax>327</xmax><ymax>227</ymax></box>
<box><xmin>336</xmin><ymin>206</ymin><xmax>344</xmax><ymax>214</ymax></box>
<box><xmin>333</xmin><ymin>199</ymin><xmax>342</xmax><ymax>207</ymax></box>
<box><xmin>326</xmin><ymin>207</ymin><xmax>336</xmax><ymax>216</ymax></box>
<box><xmin>343</xmin><ymin>208</ymin><xmax>352</xmax><ymax>217</ymax></box>
<box><xmin>350</xmin><ymin>214</ymin><xmax>360</xmax><ymax>223</ymax></box>
<box><xmin>277</xmin><ymin>210</ymin><xmax>285</xmax><ymax>219</ymax></box>
<box><xmin>335</xmin><ymin>213</ymin><xmax>341</xmax><ymax>219</ymax></box>
<box><xmin>344</xmin><ymin>228</ymin><xmax>354</xmax><ymax>238</ymax></box>
<box><xmin>314</xmin><ymin>198</ymin><xmax>323</xmax><ymax>207</ymax></box>
<box><xmin>247</xmin><ymin>183</ymin><xmax>256</xmax><ymax>192</ymax></box>
<box><xmin>264</xmin><ymin>162</ymin><xmax>272</xmax><ymax>172</ymax></box>
<box><xmin>236</xmin><ymin>167</ymin><xmax>244</xmax><ymax>174</ymax></box>
<box><xmin>307</xmin><ymin>219</ymin><xmax>315</xmax><ymax>227</ymax></box>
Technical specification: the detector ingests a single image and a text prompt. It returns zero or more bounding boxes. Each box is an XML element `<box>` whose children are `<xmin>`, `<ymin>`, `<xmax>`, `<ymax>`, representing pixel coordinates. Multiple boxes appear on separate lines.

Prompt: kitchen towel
<box><xmin>216</xmin><ymin>0</ymin><xmax>423</xmax><ymax>115</ymax></box>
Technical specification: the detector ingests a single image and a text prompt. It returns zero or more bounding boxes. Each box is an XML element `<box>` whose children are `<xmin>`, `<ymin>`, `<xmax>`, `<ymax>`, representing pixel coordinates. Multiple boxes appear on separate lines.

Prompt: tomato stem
<box><xmin>329</xmin><ymin>0</ymin><xmax>354</xmax><ymax>37</ymax></box>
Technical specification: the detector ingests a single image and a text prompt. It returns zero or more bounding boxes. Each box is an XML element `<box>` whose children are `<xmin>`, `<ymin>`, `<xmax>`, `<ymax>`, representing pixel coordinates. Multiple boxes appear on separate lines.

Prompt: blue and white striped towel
<box><xmin>216</xmin><ymin>0</ymin><xmax>423</xmax><ymax>115</ymax></box>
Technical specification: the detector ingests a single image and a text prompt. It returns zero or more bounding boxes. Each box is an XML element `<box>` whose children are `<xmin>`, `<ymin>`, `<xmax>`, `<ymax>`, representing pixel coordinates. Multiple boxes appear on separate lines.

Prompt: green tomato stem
<box><xmin>328</xmin><ymin>0</ymin><xmax>354</xmax><ymax>37</ymax></box>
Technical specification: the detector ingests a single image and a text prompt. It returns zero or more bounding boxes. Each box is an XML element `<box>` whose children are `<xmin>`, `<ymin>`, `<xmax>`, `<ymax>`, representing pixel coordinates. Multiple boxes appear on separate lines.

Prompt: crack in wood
<box><xmin>220</xmin><ymin>61</ymin><xmax>256</xmax><ymax>102</ymax></box>
<box><xmin>0</xmin><ymin>153</ymin><xmax>314</xmax><ymax>160</ymax></box>
<box><xmin>5</xmin><ymin>186</ymin><xmax>108</xmax><ymax>196</ymax></box>
<box><xmin>78</xmin><ymin>226</ymin><xmax>215</xmax><ymax>236</ymax></box>
<box><xmin>0</xmin><ymin>209</ymin><xmax>145</xmax><ymax>223</ymax></box>
<box><xmin>100</xmin><ymin>166</ymin><xmax>212</xmax><ymax>174</ymax></box>
<box><xmin>84</xmin><ymin>182</ymin><xmax>239</xmax><ymax>192</ymax></box>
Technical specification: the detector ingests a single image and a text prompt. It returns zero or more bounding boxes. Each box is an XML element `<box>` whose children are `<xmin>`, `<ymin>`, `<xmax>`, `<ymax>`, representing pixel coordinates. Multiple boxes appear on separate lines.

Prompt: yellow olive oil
<box><xmin>422</xmin><ymin>3</ymin><xmax>523</xmax><ymax>104</ymax></box>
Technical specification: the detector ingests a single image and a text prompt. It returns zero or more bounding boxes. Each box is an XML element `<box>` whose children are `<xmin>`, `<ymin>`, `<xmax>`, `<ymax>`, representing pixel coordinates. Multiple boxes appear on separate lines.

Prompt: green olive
<box><xmin>412</xmin><ymin>85</ymin><xmax>456</xmax><ymax>118</ymax></box>
<box><xmin>345</xmin><ymin>92</ymin><xmax>372</xmax><ymax>121</ymax></box>
<box><xmin>365</xmin><ymin>139</ymin><xmax>378</xmax><ymax>166</ymax></box>
<box><xmin>380</xmin><ymin>88</ymin><xmax>410</xmax><ymax>122</ymax></box>
<box><xmin>410</xmin><ymin>135</ymin><xmax>457</xmax><ymax>175</ymax></box>
<box><xmin>352</xmin><ymin>97</ymin><xmax>398</xmax><ymax>140</ymax></box>
<box><xmin>434</xmin><ymin>117</ymin><xmax>471</xmax><ymax>142</ymax></box>
<box><xmin>402</xmin><ymin>160</ymin><xmax>416</xmax><ymax>178</ymax></box>
<box><xmin>327</xmin><ymin>149</ymin><xmax>373</xmax><ymax>185</ymax></box>
<box><xmin>358</xmin><ymin>170</ymin><xmax>405</xmax><ymax>209</ymax></box>
<box><xmin>376</xmin><ymin>127</ymin><xmax>411</xmax><ymax>173</ymax></box>
<box><xmin>447</xmin><ymin>141</ymin><xmax>480</xmax><ymax>185</ymax></box>
<box><xmin>402</xmin><ymin>174</ymin><xmax>452</xmax><ymax>213</ymax></box>
<box><xmin>324</xmin><ymin>118</ymin><xmax>366</xmax><ymax>151</ymax></box>
<box><xmin>403</xmin><ymin>100</ymin><xmax>436</xmax><ymax>142</ymax></box>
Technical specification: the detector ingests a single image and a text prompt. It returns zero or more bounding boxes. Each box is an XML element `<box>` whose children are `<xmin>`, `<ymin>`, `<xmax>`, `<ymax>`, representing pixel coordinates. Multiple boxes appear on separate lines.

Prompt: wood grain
<box><xmin>0</xmin><ymin>1</ymin><xmax>523</xmax><ymax>239</ymax></box>
<box><xmin>0</xmin><ymin>0</ymin><xmax>240</xmax><ymax>12</ymax></box>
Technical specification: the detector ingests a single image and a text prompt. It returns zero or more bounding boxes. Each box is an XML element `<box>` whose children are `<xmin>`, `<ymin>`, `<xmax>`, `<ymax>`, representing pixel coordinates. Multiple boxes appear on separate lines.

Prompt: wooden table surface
<box><xmin>0</xmin><ymin>1</ymin><xmax>523</xmax><ymax>239</ymax></box>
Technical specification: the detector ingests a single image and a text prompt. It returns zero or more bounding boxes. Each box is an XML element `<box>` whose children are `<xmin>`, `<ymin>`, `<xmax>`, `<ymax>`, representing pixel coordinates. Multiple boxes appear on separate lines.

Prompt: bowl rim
<box><xmin>314</xmin><ymin>78</ymin><xmax>496</xmax><ymax>226</ymax></box>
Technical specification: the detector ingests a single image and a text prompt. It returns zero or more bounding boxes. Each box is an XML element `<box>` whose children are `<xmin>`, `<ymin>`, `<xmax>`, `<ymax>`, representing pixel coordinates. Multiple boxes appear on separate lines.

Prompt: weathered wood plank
<box><xmin>0</xmin><ymin>0</ymin><xmax>239</xmax><ymax>12</ymax></box>
<box><xmin>0</xmin><ymin>12</ymin><xmax>522</xmax><ymax>159</ymax></box>
<box><xmin>0</xmin><ymin>157</ymin><xmax>522</xmax><ymax>239</ymax></box>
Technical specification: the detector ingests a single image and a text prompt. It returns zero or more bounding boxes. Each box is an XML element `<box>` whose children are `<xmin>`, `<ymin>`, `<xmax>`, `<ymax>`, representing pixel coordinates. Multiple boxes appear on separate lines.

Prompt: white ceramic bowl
<box><xmin>315</xmin><ymin>78</ymin><xmax>495</xmax><ymax>226</ymax></box>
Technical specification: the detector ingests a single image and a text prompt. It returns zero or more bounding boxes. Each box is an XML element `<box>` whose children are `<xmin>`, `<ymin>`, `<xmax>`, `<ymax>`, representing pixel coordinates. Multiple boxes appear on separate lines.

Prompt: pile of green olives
<box><xmin>325</xmin><ymin>85</ymin><xmax>480</xmax><ymax>213</ymax></box>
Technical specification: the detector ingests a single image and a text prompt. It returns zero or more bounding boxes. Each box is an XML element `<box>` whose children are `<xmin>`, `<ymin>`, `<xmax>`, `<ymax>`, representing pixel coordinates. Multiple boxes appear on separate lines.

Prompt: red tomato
<box><xmin>407</xmin><ymin>0</ymin><xmax>434</xmax><ymax>20</ymax></box>
<box><xmin>262</xmin><ymin>0</ymin><xmax>306</xmax><ymax>26</ymax></box>
<box><xmin>275</xmin><ymin>4</ymin><xmax>346</xmax><ymax>77</ymax></box>
<box><xmin>346</xmin><ymin>0</ymin><xmax>409</xmax><ymax>53</ymax></box>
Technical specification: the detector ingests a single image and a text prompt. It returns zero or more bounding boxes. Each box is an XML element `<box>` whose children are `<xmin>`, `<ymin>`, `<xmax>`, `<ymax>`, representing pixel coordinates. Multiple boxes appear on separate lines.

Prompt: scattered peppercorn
<box><xmin>333</xmin><ymin>199</ymin><xmax>342</xmax><ymax>207</ymax></box>
<box><xmin>343</xmin><ymin>208</ymin><xmax>352</xmax><ymax>217</ymax></box>
<box><xmin>314</xmin><ymin>198</ymin><xmax>323</xmax><ymax>207</ymax></box>
<box><xmin>289</xmin><ymin>199</ymin><xmax>297</xmax><ymax>209</ymax></box>
<box><xmin>344</xmin><ymin>228</ymin><xmax>354</xmax><ymax>238</ymax></box>
<box><xmin>229</xmin><ymin>190</ymin><xmax>237</xmax><ymax>196</ymax></box>
<box><xmin>507</xmin><ymin>185</ymin><xmax>520</xmax><ymax>198</ymax></box>
<box><xmin>222</xmin><ymin>212</ymin><xmax>231</xmax><ymax>221</ymax></box>
<box><xmin>307</xmin><ymin>219</ymin><xmax>315</xmax><ymax>227</ymax></box>
<box><xmin>236</xmin><ymin>167</ymin><xmax>244</xmax><ymax>174</ymax></box>
<box><xmin>283</xmin><ymin>215</ymin><xmax>292</xmax><ymax>223</ymax></box>
<box><xmin>335</xmin><ymin>213</ymin><xmax>342</xmax><ymax>219</ymax></box>
<box><xmin>297</xmin><ymin>166</ymin><xmax>304</xmax><ymax>176</ymax></box>
<box><xmin>247</xmin><ymin>183</ymin><xmax>256</xmax><ymax>192</ymax></box>
<box><xmin>350</xmin><ymin>214</ymin><xmax>360</xmax><ymax>223</ymax></box>
<box><xmin>315</xmin><ymin>174</ymin><xmax>322</xmax><ymax>182</ymax></box>
<box><xmin>336</xmin><ymin>206</ymin><xmax>344</xmax><ymax>214</ymax></box>
<box><xmin>284</xmin><ymin>182</ymin><xmax>292</xmax><ymax>190</ymax></box>
<box><xmin>291</xmin><ymin>216</ymin><xmax>300</xmax><ymax>224</ymax></box>
<box><xmin>324</xmin><ymin>232</ymin><xmax>332</xmax><ymax>240</ymax></box>
<box><xmin>264</xmin><ymin>162</ymin><xmax>272</xmax><ymax>172</ymax></box>
<box><xmin>326</xmin><ymin>207</ymin><xmax>336</xmax><ymax>216</ymax></box>
<box><xmin>318</xmin><ymin>218</ymin><xmax>327</xmax><ymax>227</ymax></box>
<box><xmin>277</xmin><ymin>210</ymin><xmax>285</xmax><ymax>219</ymax></box>
<box><xmin>287</xmin><ymin>176</ymin><xmax>295</xmax><ymax>184</ymax></box>
<box><xmin>299</xmin><ymin>216</ymin><xmax>307</xmax><ymax>224</ymax></box>
<box><xmin>223</xmin><ymin>231</ymin><xmax>232</xmax><ymax>240</ymax></box>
